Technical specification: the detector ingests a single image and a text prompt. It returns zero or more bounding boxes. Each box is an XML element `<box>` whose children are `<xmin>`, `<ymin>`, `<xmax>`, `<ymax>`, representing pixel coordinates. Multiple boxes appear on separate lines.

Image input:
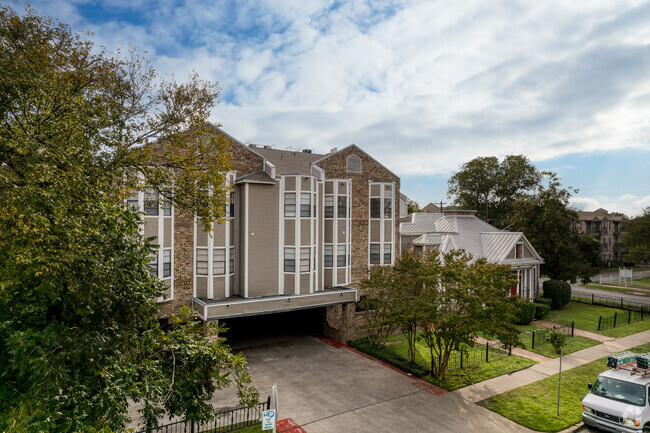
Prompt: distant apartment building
<box><xmin>574</xmin><ymin>208</ymin><xmax>626</xmax><ymax>264</ymax></box>
<box><xmin>132</xmin><ymin>126</ymin><xmax>400</xmax><ymax>341</ymax></box>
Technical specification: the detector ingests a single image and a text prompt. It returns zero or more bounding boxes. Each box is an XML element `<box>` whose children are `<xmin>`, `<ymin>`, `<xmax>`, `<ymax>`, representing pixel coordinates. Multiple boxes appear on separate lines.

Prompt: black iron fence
<box><xmin>521</xmin><ymin>322</ymin><xmax>574</xmax><ymax>350</ymax></box>
<box><xmin>598</xmin><ymin>310</ymin><xmax>648</xmax><ymax>331</ymax></box>
<box><xmin>136</xmin><ymin>397</ymin><xmax>270</xmax><ymax>433</ymax></box>
<box><xmin>572</xmin><ymin>290</ymin><xmax>650</xmax><ymax>313</ymax></box>
<box><xmin>447</xmin><ymin>341</ymin><xmax>507</xmax><ymax>370</ymax></box>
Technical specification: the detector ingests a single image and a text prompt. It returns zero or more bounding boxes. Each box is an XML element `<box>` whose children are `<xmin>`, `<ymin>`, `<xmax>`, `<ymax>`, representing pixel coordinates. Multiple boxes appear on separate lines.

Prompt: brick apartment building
<box><xmin>131</xmin><ymin>126</ymin><xmax>400</xmax><ymax>342</ymax></box>
<box><xmin>574</xmin><ymin>208</ymin><xmax>626</xmax><ymax>264</ymax></box>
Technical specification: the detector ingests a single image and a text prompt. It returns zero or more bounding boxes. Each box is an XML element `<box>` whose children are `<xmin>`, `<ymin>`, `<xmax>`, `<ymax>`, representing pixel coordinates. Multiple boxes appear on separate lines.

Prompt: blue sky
<box><xmin>9</xmin><ymin>0</ymin><xmax>650</xmax><ymax>217</ymax></box>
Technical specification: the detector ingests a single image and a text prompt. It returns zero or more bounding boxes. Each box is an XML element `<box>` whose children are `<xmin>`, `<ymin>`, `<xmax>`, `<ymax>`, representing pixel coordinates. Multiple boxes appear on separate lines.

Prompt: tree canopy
<box><xmin>0</xmin><ymin>6</ymin><xmax>255</xmax><ymax>431</ymax></box>
<box><xmin>623</xmin><ymin>207</ymin><xmax>650</xmax><ymax>264</ymax></box>
<box><xmin>447</xmin><ymin>155</ymin><xmax>542</xmax><ymax>225</ymax></box>
<box><xmin>506</xmin><ymin>175</ymin><xmax>600</xmax><ymax>283</ymax></box>
<box><xmin>361</xmin><ymin>250</ymin><xmax>519</xmax><ymax>380</ymax></box>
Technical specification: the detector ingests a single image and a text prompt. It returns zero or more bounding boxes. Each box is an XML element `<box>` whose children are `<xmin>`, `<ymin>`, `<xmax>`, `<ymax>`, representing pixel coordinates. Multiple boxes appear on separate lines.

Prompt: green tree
<box><xmin>363</xmin><ymin>250</ymin><xmax>519</xmax><ymax>380</ymax></box>
<box><xmin>0</xmin><ymin>6</ymin><xmax>256</xmax><ymax>432</ymax></box>
<box><xmin>507</xmin><ymin>175</ymin><xmax>600</xmax><ymax>283</ymax></box>
<box><xmin>407</xmin><ymin>199</ymin><xmax>420</xmax><ymax>214</ymax></box>
<box><xmin>623</xmin><ymin>207</ymin><xmax>650</xmax><ymax>264</ymax></box>
<box><xmin>418</xmin><ymin>251</ymin><xmax>519</xmax><ymax>380</ymax></box>
<box><xmin>447</xmin><ymin>155</ymin><xmax>542</xmax><ymax>225</ymax></box>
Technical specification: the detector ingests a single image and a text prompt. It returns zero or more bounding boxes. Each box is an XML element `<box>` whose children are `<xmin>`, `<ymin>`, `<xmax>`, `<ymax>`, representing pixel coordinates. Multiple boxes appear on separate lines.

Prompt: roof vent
<box><xmin>302</xmin><ymin>149</ymin><xmax>312</xmax><ymax>153</ymax></box>
<box><xmin>264</xmin><ymin>145</ymin><xmax>272</xmax><ymax>149</ymax></box>
<box><xmin>330</xmin><ymin>147</ymin><xmax>338</xmax><ymax>153</ymax></box>
<box><xmin>248</xmin><ymin>144</ymin><xmax>257</xmax><ymax>148</ymax></box>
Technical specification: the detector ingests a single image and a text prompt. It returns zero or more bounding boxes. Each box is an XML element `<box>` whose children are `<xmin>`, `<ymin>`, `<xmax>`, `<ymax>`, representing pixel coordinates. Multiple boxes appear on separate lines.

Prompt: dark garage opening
<box><xmin>219</xmin><ymin>307</ymin><xmax>325</xmax><ymax>350</ymax></box>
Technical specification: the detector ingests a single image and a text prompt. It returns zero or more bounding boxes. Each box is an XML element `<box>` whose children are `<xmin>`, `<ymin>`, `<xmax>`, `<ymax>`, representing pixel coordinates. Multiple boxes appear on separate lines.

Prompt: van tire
<box><xmin>643</xmin><ymin>423</ymin><xmax>650</xmax><ymax>433</ymax></box>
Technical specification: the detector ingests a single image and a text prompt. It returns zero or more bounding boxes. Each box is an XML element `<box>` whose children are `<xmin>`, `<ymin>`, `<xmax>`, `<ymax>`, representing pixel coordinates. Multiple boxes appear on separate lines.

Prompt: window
<box><xmin>324</xmin><ymin>245</ymin><xmax>333</xmax><ymax>267</ymax></box>
<box><xmin>229</xmin><ymin>248</ymin><xmax>235</xmax><ymax>274</ymax></box>
<box><xmin>284</xmin><ymin>193</ymin><xmax>296</xmax><ymax>218</ymax></box>
<box><xmin>325</xmin><ymin>196</ymin><xmax>334</xmax><ymax>218</ymax></box>
<box><xmin>300</xmin><ymin>193</ymin><xmax>311</xmax><ymax>218</ymax></box>
<box><xmin>515</xmin><ymin>243</ymin><xmax>523</xmax><ymax>259</ymax></box>
<box><xmin>284</xmin><ymin>248</ymin><xmax>295</xmax><ymax>272</ymax></box>
<box><xmin>163</xmin><ymin>249</ymin><xmax>171</xmax><ymax>277</ymax></box>
<box><xmin>162</xmin><ymin>190</ymin><xmax>172</xmax><ymax>216</ymax></box>
<box><xmin>127</xmin><ymin>192</ymin><xmax>139</xmax><ymax>209</ymax></box>
<box><xmin>370</xmin><ymin>198</ymin><xmax>380</xmax><ymax>218</ymax></box>
<box><xmin>213</xmin><ymin>248</ymin><xmax>226</xmax><ymax>275</ymax></box>
<box><xmin>369</xmin><ymin>244</ymin><xmax>380</xmax><ymax>264</ymax></box>
<box><xmin>337</xmin><ymin>196</ymin><xmax>347</xmax><ymax>218</ymax></box>
<box><xmin>383</xmin><ymin>198</ymin><xmax>392</xmax><ymax>218</ymax></box>
<box><xmin>196</xmin><ymin>248</ymin><xmax>208</xmax><ymax>275</ymax></box>
<box><xmin>229</xmin><ymin>192</ymin><xmax>235</xmax><ymax>218</ymax></box>
<box><xmin>144</xmin><ymin>189</ymin><xmax>159</xmax><ymax>216</ymax></box>
<box><xmin>300</xmin><ymin>247</ymin><xmax>310</xmax><ymax>272</ymax></box>
<box><xmin>346</xmin><ymin>154</ymin><xmax>361</xmax><ymax>173</ymax></box>
<box><xmin>384</xmin><ymin>244</ymin><xmax>392</xmax><ymax>264</ymax></box>
<box><xmin>148</xmin><ymin>253</ymin><xmax>158</xmax><ymax>276</ymax></box>
<box><xmin>337</xmin><ymin>245</ymin><xmax>346</xmax><ymax>267</ymax></box>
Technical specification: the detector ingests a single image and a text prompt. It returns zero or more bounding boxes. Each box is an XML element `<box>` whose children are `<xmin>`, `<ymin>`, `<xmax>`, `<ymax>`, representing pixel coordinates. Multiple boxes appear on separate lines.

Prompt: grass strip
<box><xmin>516</xmin><ymin>325</ymin><xmax>600</xmax><ymax>358</ymax></box>
<box><xmin>479</xmin><ymin>341</ymin><xmax>650</xmax><ymax>432</ymax></box>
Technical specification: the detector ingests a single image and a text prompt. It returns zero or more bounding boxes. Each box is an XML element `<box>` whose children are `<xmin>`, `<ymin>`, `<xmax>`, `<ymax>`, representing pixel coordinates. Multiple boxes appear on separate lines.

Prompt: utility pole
<box><xmin>438</xmin><ymin>200</ymin><xmax>446</xmax><ymax>212</ymax></box>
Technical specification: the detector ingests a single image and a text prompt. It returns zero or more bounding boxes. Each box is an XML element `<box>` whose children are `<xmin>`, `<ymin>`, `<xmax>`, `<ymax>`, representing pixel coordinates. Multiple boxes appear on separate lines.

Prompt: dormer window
<box><xmin>346</xmin><ymin>154</ymin><xmax>361</xmax><ymax>173</ymax></box>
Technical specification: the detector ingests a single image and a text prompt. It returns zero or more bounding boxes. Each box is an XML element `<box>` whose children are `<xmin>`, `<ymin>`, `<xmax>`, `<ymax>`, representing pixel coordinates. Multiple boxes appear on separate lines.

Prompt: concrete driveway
<box><xmin>209</xmin><ymin>336</ymin><xmax>532</xmax><ymax>433</ymax></box>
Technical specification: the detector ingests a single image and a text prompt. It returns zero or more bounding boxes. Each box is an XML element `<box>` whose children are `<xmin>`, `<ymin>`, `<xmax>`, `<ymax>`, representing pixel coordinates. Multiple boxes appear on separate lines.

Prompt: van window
<box><xmin>591</xmin><ymin>377</ymin><xmax>646</xmax><ymax>407</ymax></box>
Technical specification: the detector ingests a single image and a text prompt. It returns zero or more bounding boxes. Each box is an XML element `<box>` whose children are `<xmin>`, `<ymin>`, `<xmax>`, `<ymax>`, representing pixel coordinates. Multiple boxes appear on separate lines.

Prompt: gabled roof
<box><xmin>312</xmin><ymin>144</ymin><xmax>400</xmax><ymax>180</ymax></box>
<box><xmin>400</xmin><ymin>212</ymin><xmax>543</xmax><ymax>265</ymax></box>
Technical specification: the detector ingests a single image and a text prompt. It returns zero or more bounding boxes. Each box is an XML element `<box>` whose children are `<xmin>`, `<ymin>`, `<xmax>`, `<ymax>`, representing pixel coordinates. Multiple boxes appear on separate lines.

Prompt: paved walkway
<box><xmin>454</xmin><ymin>328</ymin><xmax>650</xmax><ymax>403</ymax></box>
<box><xmin>532</xmin><ymin>320</ymin><xmax>614</xmax><ymax>342</ymax></box>
<box><xmin>475</xmin><ymin>336</ymin><xmax>550</xmax><ymax>363</ymax></box>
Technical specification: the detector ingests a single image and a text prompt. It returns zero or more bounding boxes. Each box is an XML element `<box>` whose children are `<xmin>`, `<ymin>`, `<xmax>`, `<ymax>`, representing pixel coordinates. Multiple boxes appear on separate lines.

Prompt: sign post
<box><xmin>262</xmin><ymin>384</ymin><xmax>279</xmax><ymax>432</ymax></box>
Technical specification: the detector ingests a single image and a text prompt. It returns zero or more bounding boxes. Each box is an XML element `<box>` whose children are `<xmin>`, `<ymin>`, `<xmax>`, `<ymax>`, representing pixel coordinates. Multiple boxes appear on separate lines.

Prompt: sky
<box><xmin>7</xmin><ymin>0</ymin><xmax>650</xmax><ymax>217</ymax></box>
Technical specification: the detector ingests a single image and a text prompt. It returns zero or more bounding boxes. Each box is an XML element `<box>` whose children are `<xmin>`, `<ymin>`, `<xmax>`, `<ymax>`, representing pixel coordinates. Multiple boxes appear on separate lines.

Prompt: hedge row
<box><xmin>347</xmin><ymin>338</ymin><xmax>430</xmax><ymax>377</ymax></box>
<box><xmin>542</xmin><ymin>280</ymin><xmax>571</xmax><ymax>309</ymax></box>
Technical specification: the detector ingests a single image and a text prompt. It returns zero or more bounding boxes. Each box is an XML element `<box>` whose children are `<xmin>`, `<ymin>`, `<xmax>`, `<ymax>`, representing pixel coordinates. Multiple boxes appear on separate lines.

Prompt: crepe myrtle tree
<box><xmin>362</xmin><ymin>250</ymin><xmax>519</xmax><ymax>380</ymax></box>
<box><xmin>0</xmin><ymin>6</ymin><xmax>256</xmax><ymax>432</ymax></box>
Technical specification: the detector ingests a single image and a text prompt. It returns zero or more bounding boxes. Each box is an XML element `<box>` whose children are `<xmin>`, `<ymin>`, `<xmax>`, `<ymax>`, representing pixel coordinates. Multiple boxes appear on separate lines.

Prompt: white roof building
<box><xmin>400</xmin><ymin>211</ymin><xmax>544</xmax><ymax>299</ymax></box>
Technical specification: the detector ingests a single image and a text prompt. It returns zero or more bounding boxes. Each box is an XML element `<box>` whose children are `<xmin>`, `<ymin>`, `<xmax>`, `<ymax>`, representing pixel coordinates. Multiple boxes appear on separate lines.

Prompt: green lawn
<box><xmin>543</xmin><ymin>301</ymin><xmax>650</xmax><ymax>338</ymax></box>
<box><xmin>381</xmin><ymin>334</ymin><xmax>536</xmax><ymax>391</ymax></box>
<box><xmin>479</xmin><ymin>342</ymin><xmax>650</xmax><ymax>432</ymax></box>
<box><xmin>516</xmin><ymin>325</ymin><xmax>601</xmax><ymax>358</ymax></box>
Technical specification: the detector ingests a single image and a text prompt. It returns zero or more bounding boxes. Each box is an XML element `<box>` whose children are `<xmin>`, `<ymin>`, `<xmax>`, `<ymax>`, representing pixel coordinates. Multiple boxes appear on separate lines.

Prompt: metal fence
<box><xmin>597</xmin><ymin>269</ymin><xmax>650</xmax><ymax>286</ymax></box>
<box><xmin>520</xmin><ymin>322</ymin><xmax>574</xmax><ymax>350</ymax></box>
<box><xmin>136</xmin><ymin>397</ymin><xmax>270</xmax><ymax>433</ymax></box>
<box><xmin>572</xmin><ymin>290</ymin><xmax>650</xmax><ymax>313</ymax></box>
<box><xmin>446</xmin><ymin>341</ymin><xmax>507</xmax><ymax>370</ymax></box>
<box><xmin>598</xmin><ymin>310</ymin><xmax>649</xmax><ymax>331</ymax></box>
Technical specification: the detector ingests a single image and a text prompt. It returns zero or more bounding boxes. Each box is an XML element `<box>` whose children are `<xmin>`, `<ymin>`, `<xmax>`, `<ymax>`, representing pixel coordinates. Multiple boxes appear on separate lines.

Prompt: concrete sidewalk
<box><xmin>454</xmin><ymin>329</ymin><xmax>650</xmax><ymax>403</ymax></box>
<box><xmin>532</xmin><ymin>320</ymin><xmax>614</xmax><ymax>342</ymax></box>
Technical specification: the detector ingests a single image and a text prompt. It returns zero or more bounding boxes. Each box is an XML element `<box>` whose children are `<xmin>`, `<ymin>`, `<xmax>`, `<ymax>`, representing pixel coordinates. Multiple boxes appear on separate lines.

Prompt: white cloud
<box><xmin>6</xmin><ymin>0</ymin><xmax>650</xmax><ymax>215</ymax></box>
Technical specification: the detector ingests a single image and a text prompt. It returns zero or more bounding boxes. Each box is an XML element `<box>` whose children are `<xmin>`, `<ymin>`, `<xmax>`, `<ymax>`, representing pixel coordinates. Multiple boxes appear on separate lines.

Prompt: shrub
<box><xmin>348</xmin><ymin>338</ymin><xmax>429</xmax><ymax>377</ymax></box>
<box><xmin>533</xmin><ymin>303</ymin><xmax>550</xmax><ymax>319</ymax></box>
<box><xmin>514</xmin><ymin>299</ymin><xmax>536</xmax><ymax>325</ymax></box>
<box><xmin>542</xmin><ymin>280</ymin><xmax>571</xmax><ymax>309</ymax></box>
<box><xmin>547</xmin><ymin>329</ymin><xmax>569</xmax><ymax>355</ymax></box>
<box><xmin>535</xmin><ymin>297</ymin><xmax>552</xmax><ymax>306</ymax></box>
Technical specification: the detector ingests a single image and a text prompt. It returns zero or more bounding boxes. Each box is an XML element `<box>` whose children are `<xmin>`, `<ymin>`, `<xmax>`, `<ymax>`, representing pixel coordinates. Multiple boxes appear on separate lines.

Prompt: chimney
<box><xmin>330</xmin><ymin>147</ymin><xmax>338</xmax><ymax>154</ymax></box>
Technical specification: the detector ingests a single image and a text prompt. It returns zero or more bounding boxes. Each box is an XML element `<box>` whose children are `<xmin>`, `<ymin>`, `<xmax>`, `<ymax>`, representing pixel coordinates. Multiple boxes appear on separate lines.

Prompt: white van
<box><xmin>582</xmin><ymin>368</ymin><xmax>650</xmax><ymax>432</ymax></box>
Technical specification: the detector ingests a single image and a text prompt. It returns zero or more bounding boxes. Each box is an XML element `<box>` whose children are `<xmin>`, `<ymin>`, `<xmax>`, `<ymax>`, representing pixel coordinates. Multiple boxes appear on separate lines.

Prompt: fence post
<box><xmin>592</xmin><ymin>293</ymin><xmax>594</xmax><ymax>304</ymax></box>
<box><xmin>613</xmin><ymin>312</ymin><xmax>617</xmax><ymax>328</ymax></box>
<box><xmin>621</xmin><ymin>298</ymin><xmax>624</xmax><ymax>308</ymax></box>
<box><xmin>191</xmin><ymin>421</ymin><xmax>195</xmax><ymax>433</ymax></box>
<box><xmin>598</xmin><ymin>316</ymin><xmax>602</xmax><ymax>331</ymax></box>
<box><xmin>629</xmin><ymin>310</ymin><xmax>632</xmax><ymax>324</ymax></box>
<box><xmin>267</xmin><ymin>395</ymin><xmax>271</xmax><ymax>410</ymax></box>
<box><xmin>571</xmin><ymin>321</ymin><xmax>574</xmax><ymax>337</ymax></box>
<box><xmin>460</xmin><ymin>348</ymin><xmax>463</xmax><ymax>369</ymax></box>
<box><xmin>532</xmin><ymin>331</ymin><xmax>535</xmax><ymax>349</ymax></box>
<box><xmin>486</xmin><ymin>342</ymin><xmax>489</xmax><ymax>362</ymax></box>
